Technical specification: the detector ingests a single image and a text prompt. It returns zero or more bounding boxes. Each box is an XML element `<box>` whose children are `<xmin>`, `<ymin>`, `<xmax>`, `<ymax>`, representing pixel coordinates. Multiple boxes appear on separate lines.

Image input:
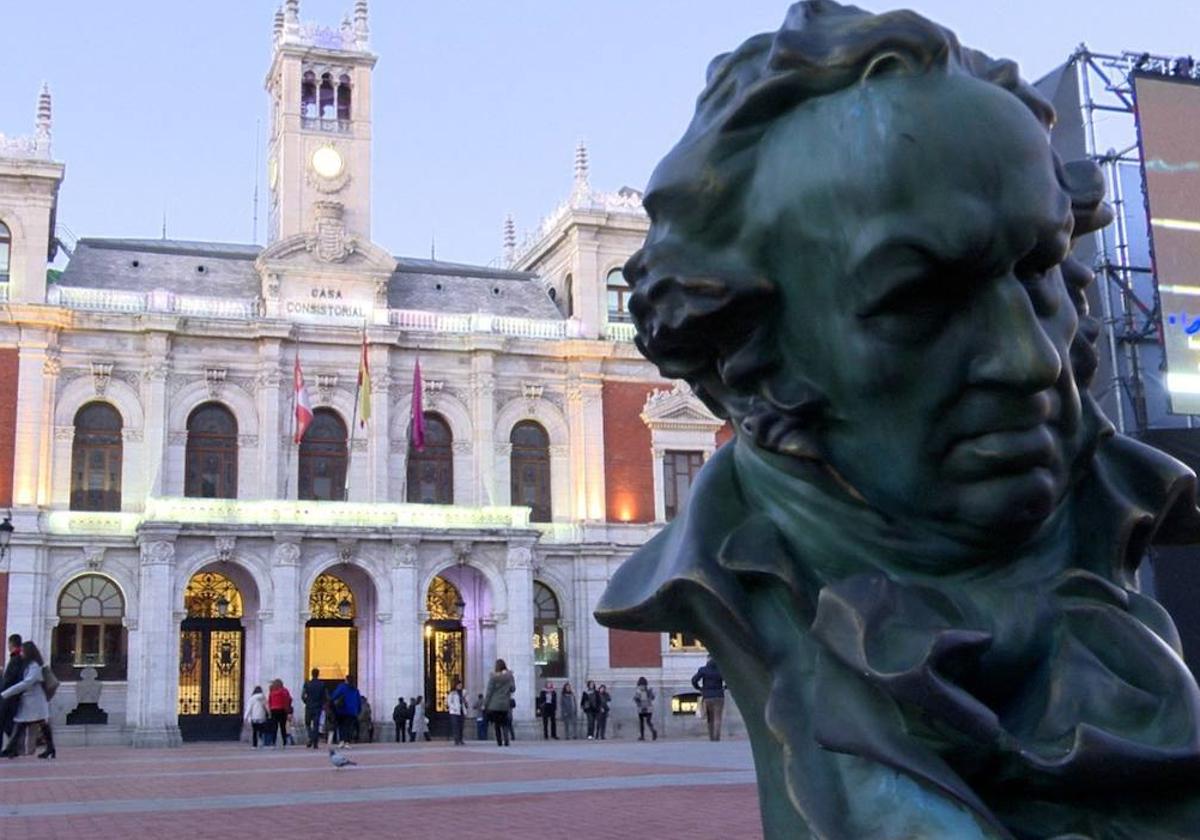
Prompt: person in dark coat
<box><xmin>392</xmin><ymin>696</ymin><xmax>409</xmax><ymax>742</ymax></box>
<box><xmin>300</xmin><ymin>668</ymin><xmax>327</xmax><ymax>749</ymax></box>
<box><xmin>537</xmin><ymin>681</ymin><xmax>558</xmax><ymax>740</ymax></box>
<box><xmin>482</xmin><ymin>659</ymin><xmax>516</xmax><ymax>746</ymax></box>
<box><xmin>594</xmin><ymin>684</ymin><xmax>612</xmax><ymax>740</ymax></box>
<box><xmin>406</xmin><ymin>696</ymin><xmax>417</xmax><ymax>741</ymax></box>
<box><xmin>691</xmin><ymin>658</ymin><xmax>727</xmax><ymax>741</ymax></box>
<box><xmin>581</xmin><ymin>680</ymin><xmax>599</xmax><ymax>740</ymax></box>
<box><xmin>0</xmin><ymin>635</ymin><xmax>23</xmax><ymax>755</ymax></box>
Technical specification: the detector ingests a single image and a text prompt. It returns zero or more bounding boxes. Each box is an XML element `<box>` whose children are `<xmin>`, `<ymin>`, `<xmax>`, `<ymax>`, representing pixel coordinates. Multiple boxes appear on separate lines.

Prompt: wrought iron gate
<box><xmin>178</xmin><ymin>618</ymin><xmax>244</xmax><ymax>741</ymax></box>
<box><xmin>424</xmin><ymin>620</ymin><xmax>464</xmax><ymax>737</ymax></box>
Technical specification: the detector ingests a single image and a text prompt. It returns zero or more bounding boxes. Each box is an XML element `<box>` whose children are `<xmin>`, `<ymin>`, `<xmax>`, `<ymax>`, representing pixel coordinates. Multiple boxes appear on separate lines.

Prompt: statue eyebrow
<box><xmin>851</xmin><ymin>228</ymin><xmax>1007</xmax><ymax>313</ymax></box>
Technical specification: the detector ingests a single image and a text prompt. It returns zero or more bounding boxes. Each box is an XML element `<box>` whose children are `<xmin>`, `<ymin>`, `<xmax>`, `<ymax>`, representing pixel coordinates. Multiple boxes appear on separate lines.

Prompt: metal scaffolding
<box><xmin>1072</xmin><ymin>48</ymin><xmax>1200</xmax><ymax>434</ymax></box>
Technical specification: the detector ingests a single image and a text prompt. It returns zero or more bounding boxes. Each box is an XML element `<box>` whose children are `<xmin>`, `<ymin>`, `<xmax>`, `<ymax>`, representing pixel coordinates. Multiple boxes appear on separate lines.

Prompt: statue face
<box><xmin>755</xmin><ymin>73</ymin><xmax>1082</xmax><ymax>546</ymax></box>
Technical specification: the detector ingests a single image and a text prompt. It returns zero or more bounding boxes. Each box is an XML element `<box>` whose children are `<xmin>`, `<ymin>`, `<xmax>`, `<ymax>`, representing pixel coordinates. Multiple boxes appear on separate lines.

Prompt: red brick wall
<box><xmin>716</xmin><ymin>421</ymin><xmax>734</xmax><ymax>448</ymax></box>
<box><xmin>602</xmin><ymin>381</ymin><xmax>660</xmax><ymax>523</ymax></box>
<box><xmin>608</xmin><ymin>628</ymin><xmax>663</xmax><ymax>669</ymax></box>
<box><xmin>0</xmin><ymin>348</ymin><xmax>17</xmax><ymax>508</ymax></box>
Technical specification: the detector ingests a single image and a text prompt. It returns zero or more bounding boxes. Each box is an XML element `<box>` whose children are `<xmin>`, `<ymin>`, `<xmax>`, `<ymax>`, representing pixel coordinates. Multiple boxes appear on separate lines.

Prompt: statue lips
<box><xmin>943</xmin><ymin>424</ymin><xmax>1062</xmax><ymax>481</ymax></box>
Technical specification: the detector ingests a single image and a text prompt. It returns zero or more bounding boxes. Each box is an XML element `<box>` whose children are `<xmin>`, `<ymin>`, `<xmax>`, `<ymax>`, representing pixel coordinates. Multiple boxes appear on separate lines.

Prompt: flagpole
<box><xmin>343</xmin><ymin>326</ymin><xmax>365</xmax><ymax>502</ymax></box>
<box><xmin>284</xmin><ymin>346</ymin><xmax>298</xmax><ymax>500</ymax></box>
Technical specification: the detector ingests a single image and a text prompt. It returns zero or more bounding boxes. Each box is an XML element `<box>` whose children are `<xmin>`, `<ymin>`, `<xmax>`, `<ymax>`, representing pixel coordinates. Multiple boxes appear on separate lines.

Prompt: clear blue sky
<box><xmin>1</xmin><ymin>1</ymin><xmax>1197</xmax><ymax>268</ymax></box>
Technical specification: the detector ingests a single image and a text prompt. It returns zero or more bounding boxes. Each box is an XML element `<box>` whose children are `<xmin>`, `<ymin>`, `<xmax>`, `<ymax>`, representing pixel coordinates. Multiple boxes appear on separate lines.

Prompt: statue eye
<box><xmin>860</xmin><ymin>280</ymin><xmax>956</xmax><ymax>342</ymax></box>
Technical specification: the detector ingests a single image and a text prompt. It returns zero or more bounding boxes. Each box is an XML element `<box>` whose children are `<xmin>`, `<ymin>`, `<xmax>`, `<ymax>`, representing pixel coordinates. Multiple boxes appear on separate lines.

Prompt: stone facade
<box><xmin>0</xmin><ymin>2</ymin><xmax>741</xmax><ymax>745</ymax></box>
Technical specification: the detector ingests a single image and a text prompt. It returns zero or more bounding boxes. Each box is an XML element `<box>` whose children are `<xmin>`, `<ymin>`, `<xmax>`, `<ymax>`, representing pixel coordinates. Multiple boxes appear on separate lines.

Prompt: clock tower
<box><xmin>265</xmin><ymin>0</ymin><xmax>376</xmax><ymax>245</ymax></box>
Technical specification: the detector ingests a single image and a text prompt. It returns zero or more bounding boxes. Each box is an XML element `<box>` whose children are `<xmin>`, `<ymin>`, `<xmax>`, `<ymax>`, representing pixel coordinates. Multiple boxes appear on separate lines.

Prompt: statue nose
<box><xmin>967</xmin><ymin>278</ymin><xmax>1062</xmax><ymax>392</ymax></box>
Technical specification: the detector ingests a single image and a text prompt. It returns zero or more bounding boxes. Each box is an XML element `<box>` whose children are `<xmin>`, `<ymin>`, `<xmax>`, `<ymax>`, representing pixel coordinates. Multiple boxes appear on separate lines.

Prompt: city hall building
<box><xmin>0</xmin><ymin>2</ymin><xmax>735</xmax><ymax>745</ymax></box>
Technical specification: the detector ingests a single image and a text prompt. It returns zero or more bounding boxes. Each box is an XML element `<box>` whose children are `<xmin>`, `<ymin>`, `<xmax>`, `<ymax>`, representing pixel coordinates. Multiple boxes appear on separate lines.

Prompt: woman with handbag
<box><xmin>0</xmin><ymin>641</ymin><xmax>55</xmax><ymax>759</ymax></box>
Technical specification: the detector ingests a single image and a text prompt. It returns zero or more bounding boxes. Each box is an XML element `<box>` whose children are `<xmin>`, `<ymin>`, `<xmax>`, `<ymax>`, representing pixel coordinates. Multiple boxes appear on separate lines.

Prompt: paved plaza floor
<box><xmin>0</xmin><ymin>736</ymin><xmax>761</xmax><ymax>839</ymax></box>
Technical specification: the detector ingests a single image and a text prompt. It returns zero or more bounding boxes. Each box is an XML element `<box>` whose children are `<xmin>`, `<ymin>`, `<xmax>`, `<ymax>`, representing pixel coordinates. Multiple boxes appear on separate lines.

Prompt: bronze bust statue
<box><xmin>596</xmin><ymin>2</ymin><xmax>1200</xmax><ymax>837</ymax></box>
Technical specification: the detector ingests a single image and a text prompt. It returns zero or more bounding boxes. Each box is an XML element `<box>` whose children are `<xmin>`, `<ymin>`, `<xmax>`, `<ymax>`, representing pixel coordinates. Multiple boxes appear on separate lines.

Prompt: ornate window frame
<box><xmin>640</xmin><ymin>383</ymin><xmax>726</xmax><ymax>523</ymax></box>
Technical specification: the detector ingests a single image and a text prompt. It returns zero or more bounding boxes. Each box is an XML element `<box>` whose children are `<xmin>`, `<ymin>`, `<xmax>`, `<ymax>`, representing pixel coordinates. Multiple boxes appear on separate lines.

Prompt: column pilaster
<box><xmin>502</xmin><ymin>541</ymin><xmax>536</xmax><ymax>722</ymax></box>
<box><xmin>130</xmin><ymin>530</ymin><xmax>183</xmax><ymax>747</ymax></box>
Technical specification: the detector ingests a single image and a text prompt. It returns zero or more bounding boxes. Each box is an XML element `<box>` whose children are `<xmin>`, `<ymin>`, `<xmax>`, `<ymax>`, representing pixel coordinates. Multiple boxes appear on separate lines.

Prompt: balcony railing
<box><xmin>301</xmin><ymin>117</ymin><xmax>351</xmax><ymax>133</ymax></box>
<box><xmin>604</xmin><ymin>321</ymin><xmax>637</xmax><ymax>342</ymax></box>
<box><xmin>44</xmin><ymin>497</ymin><xmax>534</xmax><ymax>536</ymax></box>
<box><xmin>45</xmin><ymin>285</ymin><xmax>593</xmax><ymax>341</ymax></box>
<box><xmin>0</xmin><ymin>281</ymin><xmax>8</xmax><ymax>302</ymax></box>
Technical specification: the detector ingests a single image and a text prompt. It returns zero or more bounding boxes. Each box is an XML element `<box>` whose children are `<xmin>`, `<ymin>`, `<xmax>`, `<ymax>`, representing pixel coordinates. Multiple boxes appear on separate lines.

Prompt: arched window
<box><xmin>70</xmin><ymin>402</ymin><xmax>123</xmax><ymax>512</ymax></box>
<box><xmin>337</xmin><ymin>74</ymin><xmax>352</xmax><ymax>125</ymax></box>
<box><xmin>185</xmin><ymin>403</ymin><xmax>238</xmax><ymax>499</ymax></box>
<box><xmin>301</xmin><ymin>71</ymin><xmax>317</xmax><ymax>120</ymax></box>
<box><xmin>563</xmin><ymin>273</ymin><xmax>574</xmax><ymax>317</ymax></box>
<box><xmin>533</xmin><ymin>581</ymin><xmax>565</xmax><ymax>678</ymax></box>
<box><xmin>0</xmin><ymin>220</ymin><xmax>11</xmax><ymax>283</ymax></box>
<box><xmin>52</xmin><ymin>575</ymin><xmax>127</xmax><ymax>681</ymax></box>
<box><xmin>511</xmin><ymin>420</ymin><xmax>551</xmax><ymax>522</ymax></box>
<box><xmin>298</xmin><ymin>408</ymin><xmax>347</xmax><ymax>501</ymax></box>
<box><xmin>606</xmin><ymin>267</ymin><xmax>630</xmax><ymax>322</ymax></box>
<box><xmin>319</xmin><ymin>72</ymin><xmax>336</xmax><ymax>120</ymax></box>
<box><xmin>407</xmin><ymin>413</ymin><xmax>453</xmax><ymax>504</ymax></box>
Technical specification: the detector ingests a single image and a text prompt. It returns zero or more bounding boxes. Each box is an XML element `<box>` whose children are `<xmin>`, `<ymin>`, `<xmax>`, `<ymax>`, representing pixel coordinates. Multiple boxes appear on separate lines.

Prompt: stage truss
<box><xmin>1072</xmin><ymin>48</ymin><xmax>1200</xmax><ymax>433</ymax></box>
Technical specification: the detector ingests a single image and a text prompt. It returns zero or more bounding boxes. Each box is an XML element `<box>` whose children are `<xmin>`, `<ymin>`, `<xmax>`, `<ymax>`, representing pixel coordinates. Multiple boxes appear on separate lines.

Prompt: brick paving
<box><xmin>0</xmin><ymin>738</ymin><xmax>762</xmax><ymax>839</ymax></box>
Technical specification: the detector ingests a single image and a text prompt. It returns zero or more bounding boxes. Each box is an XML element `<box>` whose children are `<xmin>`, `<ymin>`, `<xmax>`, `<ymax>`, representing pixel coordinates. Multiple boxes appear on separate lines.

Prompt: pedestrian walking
<box><xmin>560</xmin><ymin>682</ymin><xmax>578</xmax><ymax>740</ymax></box>
<box><xmin>245</xmin><ymin>685</ymin><xmax>269</xmax><ymax>748</ymax></box>
<box><xmin>691</xmin><ymin>657</ymin><xmax>727</xmax><ymax>741</ymax></box>
<box><xmin>582</xmin><ymin>680</ymin><xmax>598</xmax><ymax>740</ymax></box>
<box><xmin>537</xmin><ymin>681</ymin><xmax>558</xmax><ymax>740</ymax></box>
<box><xmin>1</xmin><ymin>634</ymin><xmax>24</xmax><ymax>755</ymax></box>
<box><xmin>267</xmin><ymin>678</ymin><xmax>292</xmax><ymax>748</ymax></box>
<box><xmin>406</xmin><ymin>696</ymin><xmax>417</xmax><ymax>741</ymax></box>
<box><xmin>392</xmin><ymin>696</ymin><xmax>409</xmax><ymax>742</ymax></box>
<box><xmin>595</xmin><ymin>683</ymin><xmax>612</xmax><ymax>740</ymax></box>
<box><xmin>329</xmin><ymin>675</ymin><xmax>362</xmax><ymax>746</ymax></box>
<box><xmin>412</xmin><ymin>696</ymin><xmax>429</xmax><ymax>742</ymax></box>
<box><xmin>473</xmin><ymin>692</ymin><xmax>488</xmax><ymax>740</ymax></box>
<box><xmin>358</xmin><ymin>697</ymin><xmax>374</xmax><ymax>743</ymax></box>
<box><xmin>446</xmin><ymin>680</ymin><xmax>467</xmax><ymax>745</ymax></box>
<box><xmin>634</xmin><ymin>676</ymin><xmax>658</xmax><ymax>741</ymax></box>
<box><xmin>301</xmin><ymin>668</ymin><xmax>327</xmax><ymax>748</ymax></box>
<box><xmin>0</xmin><ymin>641</ymin><xmax>55</xmax><ymax>759</ymax></box>
<box><xmin>482</xmin><ymin>658</ymin><xmax>515</xmax><ymax>746</ymax></box>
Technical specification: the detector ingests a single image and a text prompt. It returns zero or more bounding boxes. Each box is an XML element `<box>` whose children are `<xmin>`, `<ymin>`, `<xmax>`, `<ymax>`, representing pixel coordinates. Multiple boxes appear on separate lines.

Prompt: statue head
<box><xmin>626</xmin><ymin>0</ymin><xmax>1111</xmax><ymax>548</ymax></box>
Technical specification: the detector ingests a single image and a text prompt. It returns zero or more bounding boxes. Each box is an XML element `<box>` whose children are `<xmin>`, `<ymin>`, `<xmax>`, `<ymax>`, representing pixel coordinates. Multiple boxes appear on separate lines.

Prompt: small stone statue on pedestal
<box><xmin>66</xmin><ymin>667</ymin><xmax>108</xmax><ymax>725</ymax></box>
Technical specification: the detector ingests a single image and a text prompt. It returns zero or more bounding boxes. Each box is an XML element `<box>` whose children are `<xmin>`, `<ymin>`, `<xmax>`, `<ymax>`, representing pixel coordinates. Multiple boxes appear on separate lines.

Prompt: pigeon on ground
<box><xmin>329</xmin><ymin>748</ymin><xmax>356</xmax><ymax>769</ymax></box>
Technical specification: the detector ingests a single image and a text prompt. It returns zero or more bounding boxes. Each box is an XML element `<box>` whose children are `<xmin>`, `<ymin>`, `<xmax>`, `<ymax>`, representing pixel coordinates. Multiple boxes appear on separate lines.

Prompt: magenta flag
<box><xmin>410</xmin><ymin>357</ymin><xmax>425</xmax><ymax>452</ymax></box>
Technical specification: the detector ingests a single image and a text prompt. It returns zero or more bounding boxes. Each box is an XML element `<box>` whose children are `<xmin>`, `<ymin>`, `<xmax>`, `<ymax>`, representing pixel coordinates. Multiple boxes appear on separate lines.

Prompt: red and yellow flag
<box><xmin>356</xmin><ymin>334</ymin><xmax>371</xmax><ymax>429</ymax></box>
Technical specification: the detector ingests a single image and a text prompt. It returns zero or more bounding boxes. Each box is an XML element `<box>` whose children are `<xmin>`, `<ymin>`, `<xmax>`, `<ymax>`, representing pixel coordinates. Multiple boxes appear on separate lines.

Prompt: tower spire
<box><xmin>503</xmin><ymin>214</ymin><xmax>516</xmax><ymax>266</ymax></box>
<box><xmin>571</xmin><ymin>139</ymin><xmax>590</xmax><ymax>204</ymax></box>
<box><xmin>284</xmin><ymin>0</ymin><xmax>300</xmax><ymax>39</ymax></box>
<box><xmin>354</xmin><ymin>1</ymin><xmax>369</xmax><ymax>46</ymax></box>
<box><xmin>35</xmin><ymin>83</ymin><xmax>52</xmax><ymax>156</ymax></box>
<box><xmin>273</xmin><ymin>6</ymin><xmax>284</xmax><ymax>42</ymax></box>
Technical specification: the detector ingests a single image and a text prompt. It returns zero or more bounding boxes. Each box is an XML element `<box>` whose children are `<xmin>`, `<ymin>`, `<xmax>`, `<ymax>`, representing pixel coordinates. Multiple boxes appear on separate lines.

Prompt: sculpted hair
<box><xmin>625</xmin><ymin>0</ymin><xmax>1061</xmax><ymax>457</ymax></box>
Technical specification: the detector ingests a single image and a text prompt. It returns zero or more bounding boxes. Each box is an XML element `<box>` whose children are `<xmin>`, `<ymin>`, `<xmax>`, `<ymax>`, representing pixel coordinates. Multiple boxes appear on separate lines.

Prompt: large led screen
<box><xmin>1134</xmin><ymin>73</ymin><xmax>1200</xmax><ymax>413</ymax></box>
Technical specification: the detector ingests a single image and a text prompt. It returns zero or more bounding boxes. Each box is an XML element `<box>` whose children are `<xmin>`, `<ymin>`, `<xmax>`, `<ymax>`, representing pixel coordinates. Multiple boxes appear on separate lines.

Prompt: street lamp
<box><xmin>337</xmin><ymin>597</ymin><xmax>352</xmax><ymax>619</ymax></box>
<box><xmin>215</xmin><ymin>595</ymin><xmax>230</xmax><ymax>618</ymax></box>
<box><xmin>0</xmin><ymin>513</ymin><xmax>13</xmax><ymax>561</ymax></box>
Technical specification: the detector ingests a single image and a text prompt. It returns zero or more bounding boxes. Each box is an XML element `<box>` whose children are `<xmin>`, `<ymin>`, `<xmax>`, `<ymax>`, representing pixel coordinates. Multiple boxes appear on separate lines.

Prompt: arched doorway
<box><xmin>424</xmin><ymin>575</ymin><xmax>465</xmax><ymax>736</ymax></box>
<box><xmin>533</xmin><ymin>581</ymin><xmax>566</xmax><ymax>679</ymax></box>
<box><xmin>178</xmin><ymin>571</ymin><xmax>245</xmax><ymax>741</ymax></box>
<box><xmin>305</xmin><ymin>572</ymin><xmax>356</xmax><ymax>692</ymax></box>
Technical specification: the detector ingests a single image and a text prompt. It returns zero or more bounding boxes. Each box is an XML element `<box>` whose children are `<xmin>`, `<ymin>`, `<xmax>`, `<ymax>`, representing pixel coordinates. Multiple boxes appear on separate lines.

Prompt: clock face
<box><xmin>311</xmin><ymin>146</ymin><xmax>344</xmax><ymax>180</ymax></box>
<box><xmin>268</xmin><ymin>157</ymin><xmax>278</xmax><ymax>190</ymax></box>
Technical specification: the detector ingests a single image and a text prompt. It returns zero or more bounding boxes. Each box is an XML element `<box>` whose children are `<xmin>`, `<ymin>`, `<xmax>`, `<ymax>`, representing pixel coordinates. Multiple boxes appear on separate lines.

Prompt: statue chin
<box><xmin>934</xmin><ymin>467</ymin><xmax>1065</xmax><ymax>549</ymax></box>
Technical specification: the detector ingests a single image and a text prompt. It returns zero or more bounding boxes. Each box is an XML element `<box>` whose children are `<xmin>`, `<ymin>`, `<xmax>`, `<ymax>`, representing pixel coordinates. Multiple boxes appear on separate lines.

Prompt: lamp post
<box><xmin>337</xmin><ymin>597</ymin><xmax>352</xmax><ymax>620</ymax></box>
<box><xmin>0</xmin><ymin>512</ymin><xmax>12</xmax><ymax>561</ymax></box>
<box><xmin>215</xmin><ymin>594</ymin><xmax>230</xmax><ymax>618</ymax></box>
